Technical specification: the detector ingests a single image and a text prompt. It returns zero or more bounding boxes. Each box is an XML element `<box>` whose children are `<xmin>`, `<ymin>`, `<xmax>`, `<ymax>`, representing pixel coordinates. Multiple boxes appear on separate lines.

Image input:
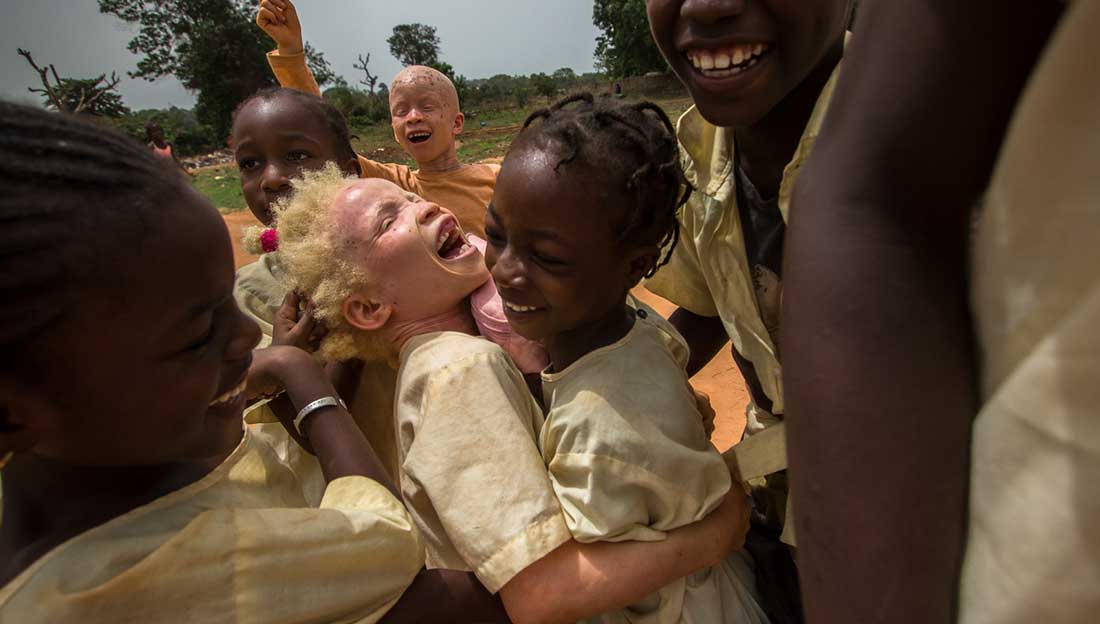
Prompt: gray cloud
<box><xmin>2</xmin><ymin>0</ymin><xmax>600</xmax><ymax>111</ymax></box>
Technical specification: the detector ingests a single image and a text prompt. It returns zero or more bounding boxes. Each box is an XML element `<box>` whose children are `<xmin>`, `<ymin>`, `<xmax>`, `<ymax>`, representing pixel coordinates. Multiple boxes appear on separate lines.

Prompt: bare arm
<box><xmin>669</xmin><ymin>307</ymin><xmax>729</xmax><ymax>377</ymax></box>
<box><xmin>249</xmin><ymin>346</ymin><xmax>398</xmax><ymax>497</ymax></box>
<box><xmin>500</xmin><ymin>489</ymin><xmax>750</xmax><ymax>624</ymax></box>
<box><xmin>783</xmin><ymin>2</ymin><xmax>1062</xmax><ymax>623</ymax></box>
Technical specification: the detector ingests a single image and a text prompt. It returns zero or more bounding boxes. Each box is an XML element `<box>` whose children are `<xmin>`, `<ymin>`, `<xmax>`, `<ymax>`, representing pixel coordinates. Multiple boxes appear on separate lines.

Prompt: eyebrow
<box><xmin>487</xmin><ymin>204</ymin><xmax>572</xmax><ymax>246</ymax></box>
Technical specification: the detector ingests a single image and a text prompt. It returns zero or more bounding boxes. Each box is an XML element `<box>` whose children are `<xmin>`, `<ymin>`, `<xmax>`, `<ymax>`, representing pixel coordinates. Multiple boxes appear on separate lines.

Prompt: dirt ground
<box><xmin>224</xmin><ymin>212</ymin><xmax>749</xmax><ymax>451</ymax></box>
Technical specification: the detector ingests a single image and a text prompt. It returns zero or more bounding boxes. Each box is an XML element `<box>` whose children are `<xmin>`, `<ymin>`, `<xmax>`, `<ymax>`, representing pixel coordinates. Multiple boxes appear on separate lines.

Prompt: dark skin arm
<box><xmin>668</xmin><ymin>307</ymin><xmax>729</xmax><ymax>377</ymax></box>
<box><xmin>783</xmin><ymin>2</ymin><xmax>1062</xmax><ymax>623</ymax></box>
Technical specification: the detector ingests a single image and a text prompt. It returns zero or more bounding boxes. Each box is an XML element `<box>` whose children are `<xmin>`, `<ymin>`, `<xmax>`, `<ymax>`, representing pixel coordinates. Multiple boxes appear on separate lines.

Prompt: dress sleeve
<box><xmin>401</xmin><ymin>350</ymin><xmax>571</xmax><ymax>593</ymax></box>
<box><xmin>266</xmin><ymin>49</ymin><xmax>321</xmax><ymax>96</ymax></box>
<box><xmin>177</xmin><ymin>477</ymin><xmax>422</xmax><ymax>624</ymax></box>
<box><xmin>642</xmin><ymin>196</ymin><xmax>720</xmax><ymax>317</ymax></box>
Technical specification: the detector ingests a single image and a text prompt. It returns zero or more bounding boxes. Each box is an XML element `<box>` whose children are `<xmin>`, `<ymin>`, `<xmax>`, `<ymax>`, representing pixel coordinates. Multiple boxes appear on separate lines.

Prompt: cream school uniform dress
<box><xmin>643</xmin><ymin>66</ymin><xmax>842</xmax><ymax>546</ymax></box>
<box><xmin>960</xmin><ymin>2</ymin><xmax>1100</xmax><ymax>621</ymax></box>
<box><xmin>539</xmin><ymin>303</ymin><xmax>769</xmax><ymax>624</ymax></box>
<box><xmin>394</xmin><ymin>331</ymin><xmax>573</xmax><ymax>593</ymax></box>
<box><xmin>0</xmin><ymin>428</ymin><xmax>424</xmax><ymax>623</ymax></box>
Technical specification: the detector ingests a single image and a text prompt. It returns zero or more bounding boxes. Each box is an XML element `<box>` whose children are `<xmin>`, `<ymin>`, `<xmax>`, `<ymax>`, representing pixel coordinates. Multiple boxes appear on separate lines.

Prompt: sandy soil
<box><xmin>224</xmin><ymin>211</ymin><xmax>748</xmax><ymax>451</ymax></box>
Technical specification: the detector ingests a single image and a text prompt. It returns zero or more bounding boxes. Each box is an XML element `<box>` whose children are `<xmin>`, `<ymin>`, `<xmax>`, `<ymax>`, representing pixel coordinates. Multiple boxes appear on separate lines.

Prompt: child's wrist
<box><xmin>277</xmin><ymin>43</ymin><xmax>304</xmax><ymax>56</ymax></box>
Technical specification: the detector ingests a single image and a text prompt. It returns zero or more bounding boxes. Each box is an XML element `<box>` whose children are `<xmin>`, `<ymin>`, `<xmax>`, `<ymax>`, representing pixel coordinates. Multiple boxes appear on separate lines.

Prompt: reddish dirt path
<box><xmin>224</xmin><ymin>212</ymin><xmax>748</xmax><ymax>450</ymax></box>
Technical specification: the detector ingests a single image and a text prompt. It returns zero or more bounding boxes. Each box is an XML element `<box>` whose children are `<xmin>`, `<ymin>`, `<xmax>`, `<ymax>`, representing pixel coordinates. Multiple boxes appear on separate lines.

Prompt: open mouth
<box><xmin>208</xmin><ymin>377</ymin><xmax>247</xmax><ymax>409</ymax></box>
<box><xmin>503</xmin><ymin>301</ymin><xmax>542</xmax><ymax>314</ymax></box>
<box><xmin>407</xmin><ymin>131</ymin><xmax>432</xmax><ymax>144</ymax></box>
<box><xmin>435</xmin><ymin>217</ymin><xmax>473</xmax><ymax>260</ymax></box>
<box><xmin>685</xmin><ymin>43</ymin><xmax>773</xmax><ymax>78</ymax></box>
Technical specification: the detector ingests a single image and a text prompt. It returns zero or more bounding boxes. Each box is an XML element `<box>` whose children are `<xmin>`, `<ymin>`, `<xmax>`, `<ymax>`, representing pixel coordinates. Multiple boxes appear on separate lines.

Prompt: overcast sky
<box><xmin>2</xmin><ymin>0</ymin><xmax>601</xmax><ymax>111</ymax></box>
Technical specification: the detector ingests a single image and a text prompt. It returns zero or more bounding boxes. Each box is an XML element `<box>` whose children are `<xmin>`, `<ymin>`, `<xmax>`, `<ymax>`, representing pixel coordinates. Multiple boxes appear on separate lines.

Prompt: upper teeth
<box><xmin>437</xmin><ymin>225</ymin><xmax>461</xmax><ymax>251</ymax></box>
<box><xmin>410</xmin><ymin>132</ymin><xmax>430</xmax><ymax>139</ymax></box>
<box><xmin>504</xmin><ymin>301</ymin><xmax>538</xmax><ymax>313</ymax></box>
<box><xmin>688</xmin><ymin>44</ymin><xmax>768</xmax><ymax>73</ymax></box>
<box><xmin>210</xmin><ymin>379</ymin><xmax>246</xmax><ymax>407</ymax></box>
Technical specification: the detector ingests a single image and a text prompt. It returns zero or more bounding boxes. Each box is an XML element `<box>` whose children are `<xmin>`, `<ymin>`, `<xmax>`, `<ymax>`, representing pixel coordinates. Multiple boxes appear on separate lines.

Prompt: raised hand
<box><xmin>256</xmin><ymin>0</ymin><xmax>304</xmax><ymax>56</ymax></box>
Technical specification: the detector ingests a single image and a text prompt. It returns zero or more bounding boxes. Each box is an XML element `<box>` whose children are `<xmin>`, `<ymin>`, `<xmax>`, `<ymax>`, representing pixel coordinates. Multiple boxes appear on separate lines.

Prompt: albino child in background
<box><xmin>0</xmin><ymin>102</ymin><xmax>516</xmax><ymax>623</ymax></box>
<box><xmin>484</xmin><ymin>92</ymin><xmax>770</xmax><ymax>623</ymax></box>
<box><xmin>257</xmin><ymin>0</ymin><xmax>495</xmax><ymax>237</ymax></box>
<box><xmin>270</xmin><ymin>165</ymin><xmax>753</xmax><ymax>623</ymax></box>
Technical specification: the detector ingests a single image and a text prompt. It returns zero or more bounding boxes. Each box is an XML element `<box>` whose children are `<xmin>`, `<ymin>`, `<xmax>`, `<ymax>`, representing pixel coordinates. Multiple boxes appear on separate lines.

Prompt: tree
<box><xmin>18</xmin><ymin>48</ymin><xmax>128</xmax><ymax>117</ymax></box>
<box><xmin>99</xmin><ymin>0</ymin><xmax>335</xmax><ymax>140</ymax></box>
<box><xmin>387</xmin><ymin>23</ymin><xmax>441</xmax><ymax>66</ymax></box>
<box><xmin>530</xmin><ymin>73</ymin><xmax>557</xmax><ymax>100</ymax></box>
<box><xmin>592</xmin><ymin>0</ymin><xmax>667</xmax><ymax>77</ymax></box>
<box><xmin>354</xmin><ymin>53</ymin><xmax>380</xmax><ymax>94</ymax></box>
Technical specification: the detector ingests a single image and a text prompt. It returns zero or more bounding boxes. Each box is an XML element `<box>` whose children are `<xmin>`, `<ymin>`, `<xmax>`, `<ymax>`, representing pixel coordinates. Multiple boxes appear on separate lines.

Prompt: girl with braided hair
<box><xmin>484</xmin><ymin>92</ymin><xmax>770</xmax><ymax>623</ymax></box>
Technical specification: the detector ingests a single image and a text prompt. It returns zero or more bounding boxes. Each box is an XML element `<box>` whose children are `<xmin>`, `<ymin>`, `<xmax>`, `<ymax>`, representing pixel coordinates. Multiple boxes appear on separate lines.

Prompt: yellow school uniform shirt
<box><xmin>394</xmin><ymin>331</ymin><xmax>572</xmax><ymax>593</ymax></box>
<box><xmin>644</xmin><ymin>66</ymin><xmax>840</xmax><ymax>432</ymax></box>
<box><xmin>234</xmin><ymin>253</ymin><xmax>401</xmax><ymax>485</ymax></box>
<box><xmin>540</xmin><ymin>303</ymin><xmax>769</xmax><ymax>623</ymax></box>
<box><xmin>0</xmin><ymin>427</ymin><xmax>424</xmax><ymax>623</ymax></box>
<box><xmin>961</xmin><ymin>2</ymin><xmax>1100</xmax><ymax>622</ymax></box>
<box><xmin>267</xmin><ymin>50</ymin><xmax>498</xmax><ymax>238</ymax></box>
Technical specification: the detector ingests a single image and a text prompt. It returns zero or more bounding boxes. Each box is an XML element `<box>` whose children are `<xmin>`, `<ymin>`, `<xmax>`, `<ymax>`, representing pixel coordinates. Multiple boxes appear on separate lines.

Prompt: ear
<box><xmin>452</xmin><ymin>111</ymin><xmax>465</xmax><ymax>137</ymax></box>
<box><xmin>625</xmin><ymin>245</ymin><xmax>661</xmax><ymax>289</ymax></box>
<box><xmin>342</xmin><ymin>293</ymin><xmax>393</xmax><ymax>331</ymax></box>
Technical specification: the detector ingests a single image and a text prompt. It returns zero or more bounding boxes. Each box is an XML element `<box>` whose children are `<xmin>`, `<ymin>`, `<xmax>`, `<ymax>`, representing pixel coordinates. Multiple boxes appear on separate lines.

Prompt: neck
<box><xmin>386</xmin><ymin>303</ymin><xmax>479</xmax><ymax>351</ymax></box>
<box><xmin>417</xmin><ymin>147</ymin><xmax>464</xmax><ymax>175</ymax></box>
<box><xmin>545</xmin><ymin>303</ymin><xmax>636</xmax><ymax>372</ymax></box>
<box><xmin>734</xmin><ymin>37</ymin><xmax>844</xmax><ymax>199</ymax></box>
<box><xmin>0</xmin><ymin>447</ymin><xmax>233</xmax><ymax>585</ymax></box>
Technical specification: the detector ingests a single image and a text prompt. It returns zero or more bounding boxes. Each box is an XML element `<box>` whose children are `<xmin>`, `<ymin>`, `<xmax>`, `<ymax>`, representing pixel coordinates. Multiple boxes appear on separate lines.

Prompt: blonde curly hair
<box><xmin>271</xmin><ymin>163</ymin><xmax>393</xmax><ymax>364</ymax></box>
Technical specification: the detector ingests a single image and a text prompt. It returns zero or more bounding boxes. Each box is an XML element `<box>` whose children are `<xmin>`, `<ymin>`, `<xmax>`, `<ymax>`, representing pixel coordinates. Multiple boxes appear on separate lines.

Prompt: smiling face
<box><xmin>14</xmin><ymin>184</ymin><xmax>261</xmax><ymax>466</ymax></box>
<box><xmin>233</xmin><ymin>94</ymin><xmax>358</xmax><ymax>225</ymax></box>
<box><xmin>646</xmin><ymin>0</ymin><xmax>848</xmax><ymax>127</ymax></box>
<box><xmin>332</xmin><ymin>179</ymin><xmax>488</xmax><ymax>325</ymax></box>
<box><xmin>484</xmin><ymin>145</ymin><xmax>647</xmax><ymax>343</ymax></box>
<box><xmin>388</xmin><ymin>67</ymin><xmax>464</xmax><ymax>165</ymax></box>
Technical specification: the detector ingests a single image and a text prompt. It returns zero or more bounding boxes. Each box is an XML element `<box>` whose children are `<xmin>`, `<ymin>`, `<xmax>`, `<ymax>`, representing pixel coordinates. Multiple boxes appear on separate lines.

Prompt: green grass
<box><xmin>192</xmin><ymin>165</ymin><xmax>246</xmax><ymax>213</ymax></box>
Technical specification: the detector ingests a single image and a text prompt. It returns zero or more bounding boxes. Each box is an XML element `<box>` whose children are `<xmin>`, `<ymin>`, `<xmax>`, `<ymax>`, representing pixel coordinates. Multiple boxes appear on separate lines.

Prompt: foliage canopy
<box><xmin>592</xmin><ymin>0</ymin><xmax>667</xmax><ymax>77</ymax></box>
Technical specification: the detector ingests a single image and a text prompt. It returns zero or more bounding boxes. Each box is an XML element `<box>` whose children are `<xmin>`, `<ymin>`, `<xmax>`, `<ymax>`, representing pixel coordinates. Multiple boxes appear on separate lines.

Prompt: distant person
<box><xmin>256</xmin><ymin>0</ymin><xmax>495</xmax><ymax>237</ymax></box>
<box><xmin>144</xmin><ymin>121</ymin><xmax>184</xmax><ymax>171</ymax></box>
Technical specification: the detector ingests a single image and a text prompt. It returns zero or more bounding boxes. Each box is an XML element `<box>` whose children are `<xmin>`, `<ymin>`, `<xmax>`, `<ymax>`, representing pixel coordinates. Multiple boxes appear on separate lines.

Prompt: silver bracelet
<box><xmin>293</xmin><ymin>396</ymin><xmax>347</xmax><ymax>438</ymax></box>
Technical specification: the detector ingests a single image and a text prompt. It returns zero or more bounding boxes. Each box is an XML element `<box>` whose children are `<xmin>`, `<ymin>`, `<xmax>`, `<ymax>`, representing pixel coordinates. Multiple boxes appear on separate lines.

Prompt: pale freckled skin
<box><xmin>387</xmin><ymin>66</ymin><xmax>465</xmax><ymax>174</ymax></box>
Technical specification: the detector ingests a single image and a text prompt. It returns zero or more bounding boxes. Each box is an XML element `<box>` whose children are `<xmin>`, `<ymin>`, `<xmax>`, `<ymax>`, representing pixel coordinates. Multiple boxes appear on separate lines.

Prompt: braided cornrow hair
<box><xmin>0</xmin><ymin>101</ymin><xmax>182</xmax><ymax>362</ymax></box>
<box><xmin>515</xmin><ymin>92</ymin><xmax>692</xmax><ymax>277</ymax></box>
<box><xmin>232</xmin><ymin>87</ymin><xmax>357</xmax><ymax>163</ymax></box>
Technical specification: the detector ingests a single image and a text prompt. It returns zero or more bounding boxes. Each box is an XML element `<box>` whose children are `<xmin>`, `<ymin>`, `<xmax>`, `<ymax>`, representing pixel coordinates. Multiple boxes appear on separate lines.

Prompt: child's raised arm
<box><xmin>256</xmin><ymin>0</ymin><xmax>320</xmax><ymax>97</ymax></box>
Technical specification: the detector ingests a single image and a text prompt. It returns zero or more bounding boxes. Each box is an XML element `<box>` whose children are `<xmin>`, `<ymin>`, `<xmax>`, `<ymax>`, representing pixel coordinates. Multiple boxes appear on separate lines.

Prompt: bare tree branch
<box><xmin>17</xmin><ymin>49</ymin><xmax>124</xmax><ymax>115</ymax></box>
<box><xmin>354</xmin><ymin>53</ymin><xmax>378</xmax><ymax>94</ymax></box>
<box><xmin>18</xmin><ymin>48</ymin><xmax>66</xmax><ymax>111</ymax></box>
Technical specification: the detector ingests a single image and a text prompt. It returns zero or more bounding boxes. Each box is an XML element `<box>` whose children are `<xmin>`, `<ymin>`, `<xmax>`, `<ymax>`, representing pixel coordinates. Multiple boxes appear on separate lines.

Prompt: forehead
<box><xmin>389</xmin><ymin>76</ymin><xmax>454</xmax><ymax>106</ymax></box>
<box><xmin>233</xmin><ymin>96</ymin><xmax>335</xmax><ymax>145</ymax></box>
<box><xmin>496</xmin><ymin>146</ymin><xmax>622</xmax><ymax>241</ymax></box>
<box><xmin>333</xmin><ymin>179</ymin><xmax>410</xmax><ymax>220</ymax></box>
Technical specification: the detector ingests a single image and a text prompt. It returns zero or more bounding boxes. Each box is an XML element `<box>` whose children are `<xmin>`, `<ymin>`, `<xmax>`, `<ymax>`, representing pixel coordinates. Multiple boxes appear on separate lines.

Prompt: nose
<box><xmin>681</xmin><ymin>0</ymin><xmax>746</xmax><ymax>24</ymax></box>
<box><xmin>226</xmin><ymin>302</ymin><xmax>263</xmax><ymax>363</ymax></box>
<box><xmin>260</xmin><ymin>162</ymin><xmax>291</xmax><ymax>194</ymax></box>
<box><xmin>489</xmin><ymin>244</ymin><xmax>529</xmax><ymax>289</ymax></box>
<box><xmin>417</xmin><ymin>202</ymin><xmax>442</xmax><ymax>224</ymax></box>
<box><xmin>406</xmin><ymin>107</ymin><xmax>425</xmax><ymax>122</ymax></box>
